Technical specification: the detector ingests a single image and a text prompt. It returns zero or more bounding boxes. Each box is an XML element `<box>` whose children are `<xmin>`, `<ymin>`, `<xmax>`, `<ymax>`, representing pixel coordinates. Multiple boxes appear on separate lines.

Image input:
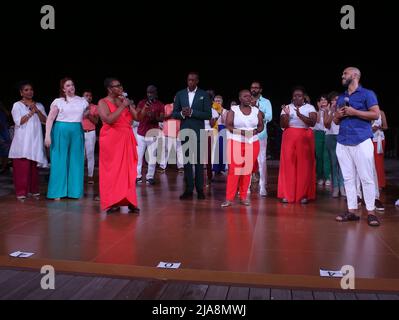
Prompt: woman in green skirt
<box><xmin>45</xmin><ymin>78</ymin><xmax>89</xmax><ymax>200</ymax></box>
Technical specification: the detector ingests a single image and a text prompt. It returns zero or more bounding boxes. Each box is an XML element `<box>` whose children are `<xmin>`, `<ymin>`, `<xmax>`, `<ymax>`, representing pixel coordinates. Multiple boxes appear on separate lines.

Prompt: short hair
<box><xmin>347</xmin><ymin>67</ymin><xmax>361</xmax><ymax>79</ymax></box>
<box><xmin>239</xmin><ymin>89</ymin><xmax>251</xmax><ymax>97</ymax></box>
<box><xmin>82</xmin><ymin>89</ymin><xmax>93</xmax><ymax>95</ymax></box>
<box><xmin>17</xmin><ymin>80</ymin><xmax>33</xmax><ymax>92</ymax></box>
<box><xmin>104</xmin><ymin>77</ymin><xmax>119</xmax><ymax>89</ymax></box>
<box><xmin>147</xmin><ymin>85</ymin><xmax>157</xmax><ymax>93</ymax></box>
<box><xmin>317</xmin><ymin>94</ymin><xmax>329</xmax><ymax>102</ymax></box>
<box><xmin>188</xmin><ymin>71</ymin><xmax>199</xmax><ymax>79</ymax></box>
<box><xmin>328</xmin><ymin>91</ymin><xmax>340</xmax><ymax>102</ymax></box>
<box><xmin>251</xmin><ymin>81</ymin><xmax>262</xmax><ymax>88</ymax></box>
<box><xmin>292</xmin><ymin>86</ymin><xmax>306</xmax><ymax>95</ymax></box>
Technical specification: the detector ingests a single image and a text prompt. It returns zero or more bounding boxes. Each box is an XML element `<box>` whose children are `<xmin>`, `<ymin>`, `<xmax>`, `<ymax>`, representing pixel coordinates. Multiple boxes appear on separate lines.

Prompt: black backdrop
<box><xmin>0</xmin><ymin>0</ymin><xmax>397</xmax><ymax>125</ymax></box>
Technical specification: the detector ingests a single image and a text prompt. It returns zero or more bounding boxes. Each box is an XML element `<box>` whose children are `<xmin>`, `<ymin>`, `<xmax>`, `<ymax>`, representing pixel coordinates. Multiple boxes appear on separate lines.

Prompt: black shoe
<box><xmin>136</xmin><ymin>177</ymin><xmax>143</xmax><ymax>184</ymax></box>
<box><xmin>146</xmin><ymin>178</ymin><xmax>155</xmax><ymax>185</ymax></box>
<box><xmin>128</xmin><ymin>205</ymin><xmax>140</xmax><ymax>214</ymax></box>
<box><xmin>106</xmin><ymin>206</ymin><xmax>120</xmax><ymax>214</ymax></box>
<box><xmin>179</xmin><ymin>192</ymin><xmax>193</xmax><ymax>200</ymax></box>
<box><xmin>375</xmin><ymin>199</ymin><xmax>385</xmax><ymax>211</ymax></box>
<box><xmin>197</xmin><ymin>193</ymin><xmax>206</xmax><ymax>200</ymax></box>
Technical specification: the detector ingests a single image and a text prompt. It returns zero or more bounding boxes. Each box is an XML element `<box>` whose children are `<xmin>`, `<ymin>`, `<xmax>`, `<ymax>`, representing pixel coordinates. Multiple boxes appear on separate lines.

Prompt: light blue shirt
<box><xmin>257</xmin><ymin>96</ymin><xmax>273</xmax><ymax>140</ymax></box>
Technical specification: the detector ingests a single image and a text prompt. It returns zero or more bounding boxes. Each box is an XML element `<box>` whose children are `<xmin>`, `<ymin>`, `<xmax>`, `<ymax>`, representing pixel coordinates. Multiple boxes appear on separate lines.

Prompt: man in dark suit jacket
<box><xmin>173</xmin><ymin>72</ymin><xmax>212</xmax><ymax>200</ymax></box>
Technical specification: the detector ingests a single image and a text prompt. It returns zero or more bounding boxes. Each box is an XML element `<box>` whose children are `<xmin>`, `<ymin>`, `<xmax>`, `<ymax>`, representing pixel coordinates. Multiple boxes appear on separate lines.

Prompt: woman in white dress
<box><xmin>9</xmin><ymin>81</ymin><xmax>48</xmax><ymax>200</ymax></box>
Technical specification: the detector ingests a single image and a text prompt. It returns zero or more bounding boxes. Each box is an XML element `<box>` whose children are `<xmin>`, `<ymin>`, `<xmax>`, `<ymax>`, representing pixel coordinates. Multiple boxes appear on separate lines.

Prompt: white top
<box><xmin>204</xmin><ymin>109</ymin><xmax>220</xmax><ymax>130</ymax></box>
<box><xmin>325</xmin><ymin>110</ymin><xmax>340</xmax><ymax>135</ymax></box>
<box><xmin>51</xmin><ymin>96</ymin><xmax>88</xmax><ymax>123</ymax></box>
<box><xmin>280</xmin><ymin>103</ymin><xmax>316</xmax><ymax>129</ymax></box>
<box><xmin>372</xmin><ymin>115</ymin><xmax>385</xmax><ymax>142</ymax></box>
<box><xmin>8</xmin><ymin>101</ymin><xmax>48</xmax><ymax>167</ymax></box>
<box><xmin>228</xmin><ymin>105</ymin><xmax>259</xmax><ymax>144</ymax></box>
<box><xmin>313</xmin><ymin>110</ymin><xmax>326</xmax><ymax>131</ymax></box>
<box><xmin>188</xmin><ymin>87</ymin><xmax>197</xmax><ymax>108</ymax></box>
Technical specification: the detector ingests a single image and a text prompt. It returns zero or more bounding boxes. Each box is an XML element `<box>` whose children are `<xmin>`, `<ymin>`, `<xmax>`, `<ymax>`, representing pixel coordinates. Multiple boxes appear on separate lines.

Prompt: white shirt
<box><xmin>228</xmin><ymin>105</ymin><xmax>259</xmax><ymax>144</ymax></box>
<box><xmin>280</xmin><ymin>103</ymin><xmax>316</xmax><ymax>129</ymax></box>
<box><xmin>325</xmin><ymin>110</ymin><xmax>340</xmax><ymax>135</ymax></box>
<box><xmin>204</xmin><ymin>109</ymin><xmax>219</xmax><ymax>130</ymax></box>
<box><xmin>9</xmin><ymin>101</ymin><xmax>48</xmax><ymax>167</ymax></box>
<box><xmin>372</xmin><ymin>115</ymin><xmax>385</xmax><ymax>142</ymax></box>
<box><xmin>313</xmin><ymin>110</ymin><xmax>326</xmax><ymax>131</ymax></box>
<box><xmin>188</xmin><ymin>87</ymin><xmax>197</xmax><ymax>108</ymax></box>
<box><xmin>51</xmin><ymin>96</ymin><xmax>88</xmax><ymax>123</ymax></box>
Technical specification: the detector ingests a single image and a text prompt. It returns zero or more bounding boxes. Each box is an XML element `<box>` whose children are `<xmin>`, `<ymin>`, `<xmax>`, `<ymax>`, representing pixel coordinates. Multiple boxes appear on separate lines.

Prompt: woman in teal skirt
<box><xmin>45</xmin><ymin>78</ymin><xmax>89</xmax><ymax>200</ymax></box>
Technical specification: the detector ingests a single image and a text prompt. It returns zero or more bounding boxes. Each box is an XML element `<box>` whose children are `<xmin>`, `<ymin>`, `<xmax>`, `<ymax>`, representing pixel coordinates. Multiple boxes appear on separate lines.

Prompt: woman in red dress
<box><xmin>97</xmin><ymin>78</ymin><xmax>143</xmax><ymax>213</ymax></box>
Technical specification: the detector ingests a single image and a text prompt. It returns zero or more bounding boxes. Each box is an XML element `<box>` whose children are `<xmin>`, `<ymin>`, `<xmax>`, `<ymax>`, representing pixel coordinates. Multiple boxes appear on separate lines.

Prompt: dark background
<box><xmin>0</xmin><ymin>0</ymin><xmax>397</xmax><ymax>127</ymax></box>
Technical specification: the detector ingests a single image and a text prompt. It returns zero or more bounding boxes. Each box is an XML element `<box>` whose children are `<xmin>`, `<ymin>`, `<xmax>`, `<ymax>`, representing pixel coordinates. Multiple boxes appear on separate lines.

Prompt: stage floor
<box><xmin>1</xmin><ymin>163</ymin><xmax>399</xmax><ymax>291</ymax></box>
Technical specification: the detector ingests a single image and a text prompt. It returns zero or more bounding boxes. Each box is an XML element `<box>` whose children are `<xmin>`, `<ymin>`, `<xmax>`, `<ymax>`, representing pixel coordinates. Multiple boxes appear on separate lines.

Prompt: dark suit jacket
<box><xmin>172</xmin><ymin>88</ymin><xmax>212</xmax><ymax>140</ymax></box>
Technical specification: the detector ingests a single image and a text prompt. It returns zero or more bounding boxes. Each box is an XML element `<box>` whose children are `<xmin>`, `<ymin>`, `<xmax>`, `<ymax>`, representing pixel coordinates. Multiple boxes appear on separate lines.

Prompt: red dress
<box><xmin>99</xmin><ymin>99</ymin><xmax>138</xmax><ymax>210</ymax></box>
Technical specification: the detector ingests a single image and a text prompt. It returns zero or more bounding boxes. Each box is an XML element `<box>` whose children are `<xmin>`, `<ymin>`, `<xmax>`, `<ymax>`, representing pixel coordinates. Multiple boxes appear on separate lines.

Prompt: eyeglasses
<box><xmin>110</xmin><ymin>84</ymin><xmax>123</xmax><ymax>88</ymax></box>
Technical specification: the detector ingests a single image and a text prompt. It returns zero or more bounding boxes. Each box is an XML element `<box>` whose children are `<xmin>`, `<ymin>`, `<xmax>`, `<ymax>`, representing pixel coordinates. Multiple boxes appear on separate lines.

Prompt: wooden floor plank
<box><xmin>292</xmin><ymin>290</ymin><xmax>314</xmax><ymax>300</ymax></box>
<box><xmin>159</xmin><ymin>282</ymin><xmax>189</xmax><ymax>300</ymax></box>
<box><xmin>90</xmin><ymin>278</ymin><xmax>131</xmax><ymax>300</ymax></box>
<box><xmin>249</xmin><ymin>288</ymin><xmax>271</xmax><ymax>300</ymax></box>
<box><xmin>313</xmin><ymin>291</ymin><xmax>336</xmax><ymax>300</ymax></box>
<box><xmin>334</xmin><ymin>292</ymin><xmax>357</xmax><ymax>300</ymax></box>
<box><xmin>137</xmin><ymin>280</ymin><xmax>168</xmax><ymax>300</ymax></box>
<box><xmin>355</xmin><ymin>293</ymin><xmax>378</xmax><ymax>300</ymax></box>
<box><xmin>270</xmin><ymin>289</ymin><xmax>292</xmax><ymax>300</ymax></box>
<box><xmin>46</xmin><ymin>276</ymin><xmax>94</xmax><ymax>300</ymax></box>
<box><xmin>227</xmin><ymin>286</ymin><xmax>250</xmax><ymax>300</ymax></box>
<box><xmin>203</xmin><ymin>285</ymin><xmax>229</xmax><ymax>300</ymax></box>
<box><xmin>0</xmin><ymin>271</ymin><xmax>37</xmax><ymax>298</ymax></box>
<box><xmin>181</xmin><ymin>284</ymin><xmax>208</xmax><ymax>300</ymax></box>
<box><xmin>377</xmin><ymin>294</ymin><xmax>399</xmax><ymax>300</ymax></box>
<box><xmin>71</xmin><ymin>277</ymin><xmax>112</xmax><ymax>300</ymax></box>
<box><xmin>113</xmin><ymin>279</ymin><xmax>149</xmax><ymax>300</ymax></box>
<box><xmin>0</xmin><ymin>270</ymin><xmax>23</xmax><ymax>286</ymax></box>
<box><xmin>3</xmin><ymin>273</ymin><xmax>42</xmax><ymax>300</ymax></box>
<box><xmin>24</xmin><ymin>274</ymin><xmax>75</xmax><ymax>300</ymax></box>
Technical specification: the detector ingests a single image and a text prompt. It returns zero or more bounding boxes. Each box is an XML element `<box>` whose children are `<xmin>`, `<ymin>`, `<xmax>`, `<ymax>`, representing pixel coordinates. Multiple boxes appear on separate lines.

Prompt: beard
<box><xmin>342</xmin><ymin>77</ymin><xmax>352</xmax><ymax>88</ymax></box>
<box><xmin>251</xmin><ymin>91</ymin><xmax>258</xmax><ymax>97</ymax></box>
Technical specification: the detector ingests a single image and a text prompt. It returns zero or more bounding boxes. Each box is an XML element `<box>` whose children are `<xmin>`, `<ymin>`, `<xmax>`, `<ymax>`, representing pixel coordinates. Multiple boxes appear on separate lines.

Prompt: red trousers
<box><xmin>278</xmin><ymin>128</ymin><xmax>316</xmax><ymax>203</ymax></box>
<box><xmin>226</xmin><ymin>139</ymin><xmax>260</xmax><ymax>201</ymax></box>
<box><xmin>13</xmin><ymin>158</ymin><xmax>39</xmax><ymax>197</ymax></box>
<box><xmin>373</xmin><ymin>141</ymin><xmax>386</xmax><ymax>188</ymax></box>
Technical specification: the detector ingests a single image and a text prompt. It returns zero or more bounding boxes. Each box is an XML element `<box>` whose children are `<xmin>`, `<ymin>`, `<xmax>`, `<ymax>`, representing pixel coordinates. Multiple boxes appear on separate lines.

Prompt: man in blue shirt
<box><xmin>334</xmin><ymin>67</ymin><xmax>381</xmax><ymax>226</ymax></box>
<box><xmin>250</xmin><ymin>81</ymin><xmax>273</xmax><ymax>197</ymax></box>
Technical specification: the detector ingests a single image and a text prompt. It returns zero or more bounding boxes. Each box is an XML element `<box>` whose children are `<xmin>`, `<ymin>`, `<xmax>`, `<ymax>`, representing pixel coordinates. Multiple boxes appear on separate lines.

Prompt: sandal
<box><xmin>367</xmin><ymin>214</ymin><xmax>380</xmax><ymax>227</ymax></box>
<box><xmin>336</xmin><ymin>212</ymin><xmax>360</xmax><ymax>222</ymax></box>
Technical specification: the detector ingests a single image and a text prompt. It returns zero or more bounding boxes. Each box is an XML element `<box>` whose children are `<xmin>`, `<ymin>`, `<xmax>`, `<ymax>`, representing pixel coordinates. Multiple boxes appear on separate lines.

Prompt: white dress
<box><xmin>9</xmin><ymin>101</ymin><xmax>48</xmax><ymax>167</ymax></box>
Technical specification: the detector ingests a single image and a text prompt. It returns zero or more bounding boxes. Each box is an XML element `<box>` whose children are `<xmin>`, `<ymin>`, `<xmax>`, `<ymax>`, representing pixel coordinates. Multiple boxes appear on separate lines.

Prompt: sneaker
<box><xmin>340</xmin><ymin>186</ymin><xmax>346</xmax><ymax>197</ymax></box>
<box><xmin>146</xmin><ymin>178</ymin><xmax>155</xmax><ymax>185</ymax></box>
<box><xmin>136</xmin><ymin>177</ymin><xmax>143</xmax><ymax>184</ymax></box>
<box><xmin>260</xmin><ymin>188</ymin><xmax>267</xmax><ymax>197</ymax></box>
<box><xmin>240</xmin><ymin>199</ymin><xmax>250</xmax><ymax>206</ymax></box>
<box><xmin>221</xmin><ymin>200</ymin><xmax>233</xmax><ymax>208</ymax></box>
<box><xmin>318</xmin><ymin>179</ymin><xmax>324</xmax><ymax>186</ymax></box>
<box><xmin>325</xmin><ymin>180</ymin><xmax>331</xmax><ymax>186</ymax></box>
<box><xmin>281</xmin><ymin>198</ymin><xmax>289</xmax><ymax>203</ymax></box>
<box><xmin>16</xmin><ymin>195</ymin><xmax>26</xmax><ymax>201</ymax></box>
<box><xmin>178</xmin><ymin>168</ymin><xmax>184</xmax><ymax>173</ymax></box>
<box><xmin>332</xmin><ymin>188</ymin><xmax>339</xmax><ymax>198</ymax></box>
<box><xmin>300</xmin><ymin>198</ymin><xmax>308</xmax><ymax>204</ymax></box>
<box><xmin>375</xmin><ymin>199</ymin><xmax>385</xmax><ymax>211</ymax></box>
<box><xmin>157</xmin><ymin>168</ymin><xmax>166</xmax><ymax>174</ymax></box>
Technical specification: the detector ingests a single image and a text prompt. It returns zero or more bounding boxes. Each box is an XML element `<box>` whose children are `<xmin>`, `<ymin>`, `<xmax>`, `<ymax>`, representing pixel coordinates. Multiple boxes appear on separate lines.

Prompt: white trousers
<box><xmin>84</xmin><ymin>130</ymin><xmax>96</xmax><ymax>177</ymax></box>
<box><xmin>159</xmin><ymin>136</ymin><xmax>184</xmax><ymax>169</ymax></box>
<box><xmin>137</xmin><ymin>134</ymin><xmax>158</xmax><ymax>180</ymax></box>
<box><xmin>356</xmin><ymin>160</ymin><xmax>380</xmax><ymax>200</ymax></box>
<box><xmin>258</xmin><ymin>138</ymin><xmax>268</xmax><ymax>192</ymax></box>
<box><xmin>336</xmin><ymin>139</ymin><xmax>376</xmax><ymax>211</ymax></box>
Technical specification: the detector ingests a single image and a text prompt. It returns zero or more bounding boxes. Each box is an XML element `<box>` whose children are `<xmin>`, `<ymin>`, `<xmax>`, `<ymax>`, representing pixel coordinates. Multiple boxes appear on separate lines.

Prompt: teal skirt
<box><xmin>47</xmin><ymin>122</ymin><xmax>84</xmax><ymax>199</ymax></box>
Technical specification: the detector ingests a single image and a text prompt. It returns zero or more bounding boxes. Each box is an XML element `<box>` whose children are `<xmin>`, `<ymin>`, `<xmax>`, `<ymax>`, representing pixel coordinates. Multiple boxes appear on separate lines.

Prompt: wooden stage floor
<box><xmin>1</xmin><ymin>163</ymin><xmax>399</xmax><ymax>292</ymax></box>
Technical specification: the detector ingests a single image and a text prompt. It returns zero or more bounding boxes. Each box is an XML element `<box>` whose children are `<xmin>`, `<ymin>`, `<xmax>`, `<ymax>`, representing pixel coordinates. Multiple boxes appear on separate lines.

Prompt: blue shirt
<box><xmin>337</xmin><ymin>86</ymin><xmax>378</xmax><ymax>146</ymax></box>
<box><xmin>257</xmin><ymin>96</ymin><xmax>273</xmax><ymax>140</ymax></box>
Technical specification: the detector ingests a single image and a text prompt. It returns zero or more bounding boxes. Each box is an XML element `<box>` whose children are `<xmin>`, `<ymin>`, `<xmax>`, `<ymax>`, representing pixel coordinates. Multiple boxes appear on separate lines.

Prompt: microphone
<box><xmin>344</xmin><ymin>97</ymin><xmax>350</xmax><ymax>107</ymax></box>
